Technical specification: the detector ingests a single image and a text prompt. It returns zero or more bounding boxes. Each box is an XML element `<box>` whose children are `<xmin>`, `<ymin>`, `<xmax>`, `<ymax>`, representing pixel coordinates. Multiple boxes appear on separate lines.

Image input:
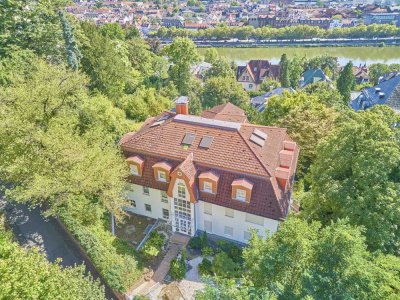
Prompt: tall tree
<box><xmin>59</xmin><ymin>11</ymin><xmax>81</xmax><ymax>71</ymax></box>
<box><xmin>0</xmin><ymin>56</ymin><xmax>129</xmax><ymax>221</ymax></box>
<box><xmin>337</xmin><ymin>61</ymin><xmax>355</xmax><ymax>103</ymax></box>
<box><xmin>0</xmin><ymin>0</ymin><xmax>68</xmax><ymax>60</ymax></box>
<box><xmin>202</xmin><ymin>76</ymin><xmax>249</xmax><ymax>108</ymax></box>
<box><xmin>279</xmin><ymin>54</ymin><xmax>290</xmax><ymax>88</ymax></box>
<box><xmin>163</xmin><ymin>37</ymin><xmax>200</xmax><ymax>94</ymax></box>
<box><xmin>302</xmin><ymin>107</ymin><xmax>400</xmax><ymax>254</ymax></box>
<box><xmin>0</xmin><ymin>227</ymin><xmax>106</xmax><ymax>299</ymax></box>
<box><xmin>79</xmin><ymin>22</ymin><xmax>139</xmax><ymax>99</ymax></box>
<box><xmin>243</xmin><ymin>218</ymin><xmax>400</xmax><ymax>299</ymax></box>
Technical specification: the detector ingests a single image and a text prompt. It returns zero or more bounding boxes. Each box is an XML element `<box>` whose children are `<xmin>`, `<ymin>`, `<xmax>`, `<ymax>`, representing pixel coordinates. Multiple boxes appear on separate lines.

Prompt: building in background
<box><xmin>237</xmin><ymin>60</ymin><xmax>280</xmax><ymax>91</ymax></box>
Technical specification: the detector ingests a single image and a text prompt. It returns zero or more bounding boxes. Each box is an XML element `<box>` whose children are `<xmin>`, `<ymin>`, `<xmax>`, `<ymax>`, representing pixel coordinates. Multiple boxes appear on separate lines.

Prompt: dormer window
<box><xmin>235</xmin><ymin>189</ymin><xmax>246</xmax><ymax>202</ymax></box>
<box><xmin>199</xmin><ymin>171</ymin><xmax>219</xmax><ymax>194</ymax></box>
<box><xmin>152</xmin><ymin>161</ymin><xmax>172</xmax><ymax>183</ymax></box>
<box><xmin>158</xmin><ymin>170</ymin><xmax>167</xmax><ymax>182</ymax></box>
<box><xmin>231</xmin><ymin>178</ymin><xmax>253</xmax><ymax>203</ymax></box>
<box><xmin>130</xmin><ymin>164</ymin><xmax>139</xmax><ymax>176</ymax></box>
<box><xmin>126</xmin><ymin>155</ymin><xmax>144</xmax><ymax>177</ymax></box>
<box><xmin>203</xmin><ymin>181</ymin><xmax>213</xmax><ymax>193</ymax></box>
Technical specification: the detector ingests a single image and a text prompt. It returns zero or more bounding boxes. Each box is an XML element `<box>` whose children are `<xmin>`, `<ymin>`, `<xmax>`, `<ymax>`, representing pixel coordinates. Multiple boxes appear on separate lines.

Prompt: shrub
<box><xmin>188</xmin><ymin>231</ymin><xmax>208</xmax><ymax>250</ymax></box>
<box><xmin>61</xmin><ymin>213</ymin><xmax>141</xmax><ymax>292</ymax></box>
<box><xmin>170</xmin><ymin>256</ymin><xmax>186</xmax><ymax>281</ymax></box>
<box><xmin>198</xmin><ymin>258</ymin><xmax>213</xmax><ymax>276</ymax></box>
<box><xmin>141</xmin><ymin>231</ymin><xmax>165</xmax><ymax>259</ymax></box>
<box><xmin>212</xmin><ymin>252</ymin><xmax>239</xmax><ymax>278</ymax></box>
<box><xmin>216</xmin><ymin>240</ymin><xmax>242</xmax><ymax>263</ymax></box>
<box><xmin>201</xmin><ymin>246</ymin><xmax>213</xmax><ymax>257</ymax></box>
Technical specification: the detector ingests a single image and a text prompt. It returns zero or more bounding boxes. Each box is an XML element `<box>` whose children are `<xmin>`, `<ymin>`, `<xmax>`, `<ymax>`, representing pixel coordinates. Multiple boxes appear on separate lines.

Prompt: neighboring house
<box><xmin>350</xmin><ymin>74</ymin><xmax>400</xmax><ymax>113</ymax></box>
<box><xmin>119</xmin><ymin>99</ymin><xmax>299</xmax><ymax>244</ymax></box>
<box><xmin>299</xmin><ymin>69</ymin><xmax>330</xmax><ymax>88</ymax></box>
<box><xmin>352</xmin><ymin>64</ymin><xmax>369</xmax><ymax>84</ymax></box>
<box><xmin>190</xmin><ymin>62</ymin><xmax>212</xmax><ymax>80</ymax></box>
<box><xmin>237</xmin><ymin>60</ymin><xmax>280</xmax><ymax>92</ymax></box>
<box><xmin>251</xmin><ymin>87</ymin><xmax>295</xmax><ymax>112</ymax></box>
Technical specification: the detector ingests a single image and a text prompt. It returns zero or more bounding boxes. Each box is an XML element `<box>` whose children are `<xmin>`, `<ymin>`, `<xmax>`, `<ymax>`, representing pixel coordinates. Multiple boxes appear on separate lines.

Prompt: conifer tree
<box><xmin>337</xmin><ymin>61</ymin><xmax>355</xmax><ymax>103</ymax></box>
<box><xmin>279</xmin><ymin>54</ymin><xmax>291</xmax><ymax>88</ymax></box>
<box><xmin>59</xmin><ymin>11</ymin><xmax>81</xmax><ymax>71</ymax></box>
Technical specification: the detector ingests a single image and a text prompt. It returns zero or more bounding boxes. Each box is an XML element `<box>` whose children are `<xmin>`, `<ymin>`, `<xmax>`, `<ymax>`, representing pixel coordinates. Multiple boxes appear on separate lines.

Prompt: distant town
<box><xmin>68</xmin><ymin>0</ymin><xmax>400</xmax><ymax>36</ymax></box>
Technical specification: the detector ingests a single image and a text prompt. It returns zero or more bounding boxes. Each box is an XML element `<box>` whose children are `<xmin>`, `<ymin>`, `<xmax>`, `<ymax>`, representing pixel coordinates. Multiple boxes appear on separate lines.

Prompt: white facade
<box><xmin>125</xmin><ymin>181</ymin><xmax>280</xmax><ymax>244</ymax></box>
<box><xmin>195</xmin><ymin>200</ymin><xmax>279</xmax><ymax>244</ymax></box>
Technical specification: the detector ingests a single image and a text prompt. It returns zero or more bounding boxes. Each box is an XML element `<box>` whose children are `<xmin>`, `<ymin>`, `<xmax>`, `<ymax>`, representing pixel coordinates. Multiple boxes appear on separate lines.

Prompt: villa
<box><xmin>119</xmin><ymin>98</ymin><xmax>299</xmax><ymax>244</ymax></box>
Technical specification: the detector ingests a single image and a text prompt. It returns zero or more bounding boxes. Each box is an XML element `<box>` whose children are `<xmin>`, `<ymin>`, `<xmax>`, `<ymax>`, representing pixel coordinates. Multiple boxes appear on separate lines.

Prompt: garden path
<box><xmin>129</xmin><ymin>233</ymin><xmax>190</xmax><ymax>298</ymax></box>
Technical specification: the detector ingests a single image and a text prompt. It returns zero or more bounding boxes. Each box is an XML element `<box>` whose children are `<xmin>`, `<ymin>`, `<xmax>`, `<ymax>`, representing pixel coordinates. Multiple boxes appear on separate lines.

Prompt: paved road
<box><xmin>1</xmin><ymin>200</ymin><xmax>121</xmax><ymax>299</ymax></box>
<box><xmin>4</xmin><ymin>202</ymin><xmax>86</xmax><ymax>268</ymax></box>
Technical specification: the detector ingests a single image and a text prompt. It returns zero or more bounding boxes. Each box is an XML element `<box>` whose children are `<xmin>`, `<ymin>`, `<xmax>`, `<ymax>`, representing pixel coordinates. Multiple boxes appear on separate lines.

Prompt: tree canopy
<box><xmin>0</xmin><ymin>224</ymin><xmax>106</xmax><ymax>299</ymax></box>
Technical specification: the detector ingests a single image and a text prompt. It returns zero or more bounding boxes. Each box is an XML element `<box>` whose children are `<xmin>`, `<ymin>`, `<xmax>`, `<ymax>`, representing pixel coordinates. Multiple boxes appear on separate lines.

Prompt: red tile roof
<box><xmin>120</xmin><ymin>103</ymin><xmax>299</xmax><ymax>220</ymax></box>
<box><xmin>200</xmin><ymin>103</ymin><xmax>248</xmax><ymax>123</ymax></box>
<box><xmin>237</xmin><ymin>60</ymin><xmax>280</xmax><ymax>84</ymax></box>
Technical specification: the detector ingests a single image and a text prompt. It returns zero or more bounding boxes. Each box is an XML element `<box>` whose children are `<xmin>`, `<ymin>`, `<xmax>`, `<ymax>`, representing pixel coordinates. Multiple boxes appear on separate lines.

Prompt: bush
<box><xmin>198</xmin><ymin>258</ymin><xmax>213</xmax><ymax>276</ymax></box>
<box><xmin>188</xmin><ymin>231</ymin><xmax>208</xmax><ymax>250</ymax></box>
<box><xmin>216</xmin><ymin>240</ymin><xmax>242</xmax><ymax>263</ymax></box>
<box><xmin>141</xmin><ymin>231</ymin><xmax>165</xmax><ymax>259</ymax></box>
<box><xmin>61</xmin><ymin>213</ymin><xmax>141</xmax><ymax>292</ymax></box>
<box><xmin>170</xmin><ymin>254</ymin><xmax>186</xmax><ymax>281</ymax></box>
<box><xmin>212</xmin><ymin>252</ymin><xmax>239</xmax><ymax>279</ymax></box>
<box><xmin>201</xmin><ymin>246</ymin><xmax>213</xmax><ymax>257</ymax></box>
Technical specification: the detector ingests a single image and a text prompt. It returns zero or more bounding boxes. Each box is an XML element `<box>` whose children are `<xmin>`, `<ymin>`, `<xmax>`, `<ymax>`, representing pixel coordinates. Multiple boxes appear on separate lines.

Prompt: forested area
<box><xmin>0</xmin><ymin>0</ymin><xmax>400</xmax><ymax>299</ymax></box>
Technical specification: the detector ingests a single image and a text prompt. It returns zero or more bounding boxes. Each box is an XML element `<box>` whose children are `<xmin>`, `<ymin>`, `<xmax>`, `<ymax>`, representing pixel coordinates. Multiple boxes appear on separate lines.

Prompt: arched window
<box><xmin>178</xmin><ymin>182</ymin><xmax>186</xmax><ymax>199</ymax></box>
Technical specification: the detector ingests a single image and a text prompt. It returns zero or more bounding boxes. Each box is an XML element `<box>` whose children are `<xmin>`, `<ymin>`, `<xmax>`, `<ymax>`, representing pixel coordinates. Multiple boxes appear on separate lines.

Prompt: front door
<box><xmin>174</xmin><ymin>198</ymin><xmax>192</xmax><ymax>235</ymax></box>
<box><xmin>176</xmin><ymin>218</ymin><xmax>191</xmax><ymax>235</ymax></box>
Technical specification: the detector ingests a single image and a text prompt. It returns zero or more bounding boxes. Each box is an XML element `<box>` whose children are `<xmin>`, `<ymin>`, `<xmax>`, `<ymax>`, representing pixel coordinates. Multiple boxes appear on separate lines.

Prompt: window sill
<box><xmin>233</xmin><ymin>198</ymin><xmax>247</xmax><ymax>203</ymax></box>
<box><xmin>201</xmin><ymin>190</ymin><xmax>215</xmax><ymax>194</ymax></box>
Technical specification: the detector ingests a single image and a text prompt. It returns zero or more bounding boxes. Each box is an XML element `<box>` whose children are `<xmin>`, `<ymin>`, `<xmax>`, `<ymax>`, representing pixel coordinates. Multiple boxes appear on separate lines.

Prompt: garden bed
<box><xmin>114</xmin><ymin>212</ymin><xmax>157</xmax><ymax>247</ymax></box>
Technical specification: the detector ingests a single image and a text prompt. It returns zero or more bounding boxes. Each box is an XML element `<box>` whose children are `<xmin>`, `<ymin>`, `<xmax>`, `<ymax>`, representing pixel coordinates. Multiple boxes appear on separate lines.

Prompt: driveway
<box><xmin>1</xmin><ymin>199</ymin><xmax>121</xmax><ymax>299</ymax></box>
<box><xmin>4</xmin><ymin>201</ymin><xmax>86</xmax><ymax>268</ymax></box>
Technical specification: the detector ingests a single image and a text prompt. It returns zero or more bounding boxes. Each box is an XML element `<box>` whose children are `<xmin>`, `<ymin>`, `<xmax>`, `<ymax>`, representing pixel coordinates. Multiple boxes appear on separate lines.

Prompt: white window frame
<box><xmin>177</xmin><ymin>182</ymin><xmax>186</xmax><ymax>199</ymax></box>
<box><xmin>161</xmin><ymin>191</ymin><xmax>168</xmax><ymax>203</ymax></box>
<box><xmin>235</xmin><ymin>189</ymin><xmax>246</xmax><ymax>202</ymax></box>
<box><xmin>224</xmin><ymin>226</ymin><xmax>233</xmax><ymax>237</ymax></box>
<box><xmin>145</xmin><ymin>204</ymin><xmax>152</xmax><ymax>212</ymax></box>
<box><xmin>130</xmin><ymin>164</ymin><xmax>139</xmax><ymax>176</ymax></box>
<box><xmin>158</xmin><ymin>170</ymin><xmax>167</xmax><ymax>182</ymax></box>
<box><xmin>203</xmin><ymin>181</ymin><xmax>213</xmax><ymax>193</ymax></box>
<box><xmin>162</xmin><ymin>208</ymin><xmax>169</xmax><ymax>219</ymax></box>
<box><xmin>143</xmin><ymin>186</ymin><xmax>150</xmax><ymax>195</ymax></box>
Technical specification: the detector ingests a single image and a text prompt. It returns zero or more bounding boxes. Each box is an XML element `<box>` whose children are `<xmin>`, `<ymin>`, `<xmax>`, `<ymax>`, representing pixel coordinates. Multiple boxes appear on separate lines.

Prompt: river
<box><xmin>198</xmin><ymin>46</ymin><xmax>400</xmax><ymax>66</ymax></box>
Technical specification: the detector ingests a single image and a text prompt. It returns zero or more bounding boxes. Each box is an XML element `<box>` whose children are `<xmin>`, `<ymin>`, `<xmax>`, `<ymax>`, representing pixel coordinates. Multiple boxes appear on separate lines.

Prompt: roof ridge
<box><xmin>237</xmin><ymin>129</ymin><xmax>273</xmax><ymax>177</ymax></box>
<box><xmin>241</xmin><ymin>123</ymin><xmax>288</xmax><ymax>131</ymax></box>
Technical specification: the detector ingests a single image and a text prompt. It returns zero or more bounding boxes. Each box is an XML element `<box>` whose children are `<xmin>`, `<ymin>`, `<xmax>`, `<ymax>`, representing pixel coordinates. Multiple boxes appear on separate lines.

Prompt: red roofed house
<box><xmin>237</xmin><ymin>60</ymin><xmax>280</xmax><ymax>91</ymax></box>
<box><xmin>120</xmin><ymin>97</ymin><xmax>299</xmax><ymax>244</ymax></box>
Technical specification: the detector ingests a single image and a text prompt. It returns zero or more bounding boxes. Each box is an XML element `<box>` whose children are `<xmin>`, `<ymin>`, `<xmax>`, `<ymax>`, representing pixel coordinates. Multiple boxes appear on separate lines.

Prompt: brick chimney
<box><xmin>275</xmin><ymin>141</ymin><xmax>296</xmax><ymax>189</ymax></box>
<box><xmin>175</xmin><ymin>96</ymin><xmax>189</xmax><ymax>115</ymax></box>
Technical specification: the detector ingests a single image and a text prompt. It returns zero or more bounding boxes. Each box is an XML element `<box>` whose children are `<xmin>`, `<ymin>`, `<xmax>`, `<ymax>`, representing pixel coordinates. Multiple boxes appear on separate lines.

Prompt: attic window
<box><xmin>199</xmin><ymin>136</ymin><xmax>214</xmax><ymax>149</ymax></box>
<box><xmin>250</xmin><ymin>128</ymin><xmax>267</xmax><ymax>147</ymax></box>
<box><xmin>182</xmin><ymin>133</ymin><xmax>196</xmax><ymax>146</ymax></box>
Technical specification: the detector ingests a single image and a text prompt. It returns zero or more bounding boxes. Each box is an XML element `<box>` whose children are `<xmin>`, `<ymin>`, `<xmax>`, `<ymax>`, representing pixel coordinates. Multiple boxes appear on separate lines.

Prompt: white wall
<box><xmin>239</xmin><ymin>81</ymin><xmax>258</xmax><ymax>91</ymax></box>
<box><xmin>195</xmin><ymin>200</ymin><xmax>279</xmax><ymax>244</ymax></box>
<box><xmin>125</xmin><ymin>183</ymin><xmax>171</xmax><ymax>221</ymax></box>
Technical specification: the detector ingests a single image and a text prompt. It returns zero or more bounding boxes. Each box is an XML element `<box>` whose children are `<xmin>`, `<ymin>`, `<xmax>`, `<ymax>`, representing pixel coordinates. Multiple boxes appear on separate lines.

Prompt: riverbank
<box><xmin>159</xmin><ymin>36</ymin><xmax>400</xmax><ymax>48</ymax></box>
